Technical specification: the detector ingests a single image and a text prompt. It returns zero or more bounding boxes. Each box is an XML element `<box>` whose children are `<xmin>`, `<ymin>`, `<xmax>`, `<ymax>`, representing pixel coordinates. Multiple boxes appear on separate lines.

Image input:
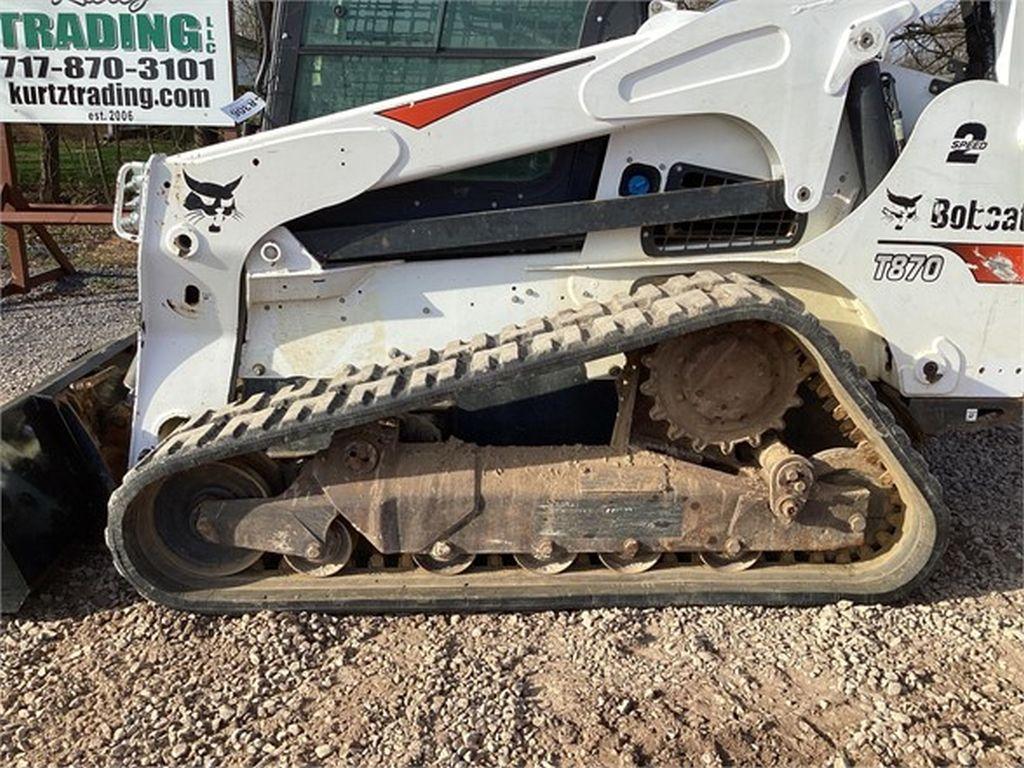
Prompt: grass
<box><xmin>5</xmin><ymin>132</ymin><xmax>171</xmax><ymax>279</ymax></box>
<box><xmin>13</xmin><ymin>132</ymin><xmax>187</xmax><ymax>205</ymax></box>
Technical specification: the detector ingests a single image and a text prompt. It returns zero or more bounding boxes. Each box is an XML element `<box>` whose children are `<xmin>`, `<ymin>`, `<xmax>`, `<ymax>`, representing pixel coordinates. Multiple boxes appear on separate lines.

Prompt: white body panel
<box><xmin>121</xmin><ymin>0</ymin><xmax>1021</xmax><ymax>463</ymax></box>
<box><xmin>802</xmin><ymin>80</ymin><xmax>1023</xmax><ymax>399</ymax></box>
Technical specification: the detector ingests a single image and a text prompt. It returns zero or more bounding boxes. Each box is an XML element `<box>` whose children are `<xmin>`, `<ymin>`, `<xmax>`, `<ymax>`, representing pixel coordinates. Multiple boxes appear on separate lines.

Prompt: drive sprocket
<box><xmin>640</xmin><ymin>321</ymin><xmax>805</xmax><ymax>452</ymax></box>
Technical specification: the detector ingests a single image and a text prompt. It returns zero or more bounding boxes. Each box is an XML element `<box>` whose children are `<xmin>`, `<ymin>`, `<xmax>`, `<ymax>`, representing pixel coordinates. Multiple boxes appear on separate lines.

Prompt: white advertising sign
<box><xmin>0</xmin><ymin>0</ymin><xmax>235</xmax><ymax>126</ymax></box>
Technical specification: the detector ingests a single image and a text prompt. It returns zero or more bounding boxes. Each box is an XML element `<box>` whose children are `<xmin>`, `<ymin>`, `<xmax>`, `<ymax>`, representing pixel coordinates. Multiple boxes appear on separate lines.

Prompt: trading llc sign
<box><xmin>0</xmin><ymin>0</ymin><xmax>235</xmax><ymax>126</ymax></box>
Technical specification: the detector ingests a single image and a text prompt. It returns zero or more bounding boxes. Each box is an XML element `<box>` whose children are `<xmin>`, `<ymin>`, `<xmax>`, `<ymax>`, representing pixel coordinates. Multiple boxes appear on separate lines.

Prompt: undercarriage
<box><xmin>7</xmin><ymin>0</ymin><xmax>1017</xmax><ymax>614</ymax></box>
<box><xmin>107</xmin><ymin>273</ymin><xmax>946</xmax><ymax>612</ymax></box>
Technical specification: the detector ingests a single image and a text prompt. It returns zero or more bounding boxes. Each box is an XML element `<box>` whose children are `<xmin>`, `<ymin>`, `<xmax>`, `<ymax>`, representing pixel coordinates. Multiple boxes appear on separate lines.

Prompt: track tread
<box><xmin>107</xmin><ymin>271</ymin><xmax>948</xmax><ymax>613</ymax></box>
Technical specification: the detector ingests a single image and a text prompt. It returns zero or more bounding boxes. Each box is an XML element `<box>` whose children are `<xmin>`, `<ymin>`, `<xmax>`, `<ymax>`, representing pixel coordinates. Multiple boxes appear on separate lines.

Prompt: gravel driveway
<box><xmin>2</xmin><ymin>272</ymin><xmax>1021</xmax><ymax>767</ymax></box>
<box><xmin>0</xmin><ymin>265</ymin><xmax>136</xmax><ymax>403</ymax></box>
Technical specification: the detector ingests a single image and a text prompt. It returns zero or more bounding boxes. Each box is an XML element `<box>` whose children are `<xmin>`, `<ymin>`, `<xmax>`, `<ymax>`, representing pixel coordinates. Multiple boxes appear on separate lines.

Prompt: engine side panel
<box><xmin>800</xmin><ymin>79</ymin><xmax>1023</xmax><ymax>401</ymax></box>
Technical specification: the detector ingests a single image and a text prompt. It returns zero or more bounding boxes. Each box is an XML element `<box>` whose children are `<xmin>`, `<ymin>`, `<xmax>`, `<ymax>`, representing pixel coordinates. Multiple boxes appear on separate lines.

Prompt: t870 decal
<box><xmin>872</xmin><ymin>252</ymin><xmax>944</xmax><ymax>282</ymax></box>
<box><xmin>878</xmin><ymin>241</ymin><xmax>1024</xmax><ymax>284</ymax></box>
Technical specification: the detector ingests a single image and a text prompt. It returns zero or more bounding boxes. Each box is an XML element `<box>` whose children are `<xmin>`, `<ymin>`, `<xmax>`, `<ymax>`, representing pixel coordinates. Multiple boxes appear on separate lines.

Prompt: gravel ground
<box><xmin>1</xmin><ymin>268</ymin><xmax>1022</xmax><ymax>767</ymax></box>
<box><xmin>1</xmin><ymin>237</ymin><xmax>137</xmax><ymax>404</ymax></box>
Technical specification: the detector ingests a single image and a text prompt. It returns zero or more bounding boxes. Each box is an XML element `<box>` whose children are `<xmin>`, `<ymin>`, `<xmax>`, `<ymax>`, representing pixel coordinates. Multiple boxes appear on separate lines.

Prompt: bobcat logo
<box><xmin>882</xmin><ymin>189</ymin><xmax>922</xmax><ymax>231</ymax></box>
<box><xmin>183</xmin><ymin>173</ymin><xmax>243</xmax><ymax>233</ymax></box>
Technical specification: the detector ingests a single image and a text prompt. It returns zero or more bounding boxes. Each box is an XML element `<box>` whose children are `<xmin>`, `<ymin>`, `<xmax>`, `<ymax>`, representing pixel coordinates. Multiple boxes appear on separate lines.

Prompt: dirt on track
<box><xmin>1</xmin><ymin>426</ymin><xmax>1021</xmax><ymax>768</ymax></box>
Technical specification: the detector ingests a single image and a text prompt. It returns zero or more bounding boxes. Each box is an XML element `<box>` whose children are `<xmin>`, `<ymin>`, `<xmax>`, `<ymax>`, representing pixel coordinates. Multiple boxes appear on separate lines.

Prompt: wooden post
<box><xmin>1</xmin><ymin>124</ymin><xmax>78</xmax><ymax>297</ymax></box>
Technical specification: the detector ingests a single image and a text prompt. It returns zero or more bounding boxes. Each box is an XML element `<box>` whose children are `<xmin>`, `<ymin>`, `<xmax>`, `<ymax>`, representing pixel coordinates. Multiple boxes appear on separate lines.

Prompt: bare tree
<box><xmin>234</xmin><ymin>0</ymin><xmax>263</xmax><ymax>43</ymax></box>
<box><xmin>676</xmin><ymin>0</ymin><xmax>970</xmax><ymax>77</ymax></box>
<box><xmin>39</xmin><ymin>125</ymin><xmax>60</xmax><ymax>202</ymax></box>
<box><xmin>889</xmin><ymin>1</ymin><xmax>967</xmax><ymax>74</ymax></box>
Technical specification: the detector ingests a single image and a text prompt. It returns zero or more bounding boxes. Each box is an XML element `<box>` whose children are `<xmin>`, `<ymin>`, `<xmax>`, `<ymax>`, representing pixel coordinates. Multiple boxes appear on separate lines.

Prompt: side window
<box><xmin>302</xmin><ymin>1</ymin><xmax>443</xmax><ymax>48</ymax></box>
<box><xmin>292</xmin><ymin>54</ymin><xmax>524</xmax><ymax>122</ymax></box>
<box><xmin>290</xmin><ymin>0</ymin><xmax>589</xmax><ymax>183</ymax></box>
<box><xmin>292</xmin><ymin>0</ymin><xmax>588</xmax><ymax>119</ymax></box>
<box><xmin>283</xmin><ymin>2</ymin><xmax>648</xmax><ymax>237</ymax></box>
<box><xmin>439</xmin><ymin>2</ymin><xmax>586</xmax><ymax>50</ymax></box>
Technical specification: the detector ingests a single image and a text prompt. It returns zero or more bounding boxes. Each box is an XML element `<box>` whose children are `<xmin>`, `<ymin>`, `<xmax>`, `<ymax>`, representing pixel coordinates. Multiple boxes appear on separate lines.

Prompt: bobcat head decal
<box><xmin>183</xmin><ymin>173</ymin><xmax>243</xmax><ymax>233</ymax></box>
<box><xmin>881</xmin><ymin>189</ymin><xmax>922</xmax><ymax>231</ymax></box>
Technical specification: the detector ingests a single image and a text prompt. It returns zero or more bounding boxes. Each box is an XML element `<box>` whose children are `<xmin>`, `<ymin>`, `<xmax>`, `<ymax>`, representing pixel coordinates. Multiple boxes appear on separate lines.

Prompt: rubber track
<box><xmin>107</xmin><ymin>272</ymin><xmax>949</xmax><ymax>612</ymax></box>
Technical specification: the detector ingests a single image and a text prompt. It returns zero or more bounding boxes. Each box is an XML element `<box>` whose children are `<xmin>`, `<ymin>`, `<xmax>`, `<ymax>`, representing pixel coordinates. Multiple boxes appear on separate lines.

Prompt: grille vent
<box><xmin>642</xmin><ymin>165</ymin><xmax>804</xmax><ymax>256</ymax></box>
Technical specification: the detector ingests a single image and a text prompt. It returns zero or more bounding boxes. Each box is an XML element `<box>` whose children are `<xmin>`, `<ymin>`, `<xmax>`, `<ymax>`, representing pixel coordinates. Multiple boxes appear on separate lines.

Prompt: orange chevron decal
<box><xmin>377</xmin><ymin>56</ymin><xmax>594</xmax><ymax>130</ymax></box>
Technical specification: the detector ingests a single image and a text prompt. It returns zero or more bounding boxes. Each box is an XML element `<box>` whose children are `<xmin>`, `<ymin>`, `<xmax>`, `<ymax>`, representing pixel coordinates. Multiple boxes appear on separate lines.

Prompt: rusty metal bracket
<box><xmin>758</xmin><ymin>439</ymin><xmax>815</xmax><ymax>526</ymax></box>
<box><xmin>194</xmin><ymin>495</ymin><xmax>338</xmax><ymax>561</ymax></box>
<box><xmin>611</xmin><ymin>355</ymin><xmax>641</xmax><ymax>452</ymax></box>
<box><xmin>305</xmin><ymin>436</ymin><xmax>866</xmax><ymax>557</ymax></box>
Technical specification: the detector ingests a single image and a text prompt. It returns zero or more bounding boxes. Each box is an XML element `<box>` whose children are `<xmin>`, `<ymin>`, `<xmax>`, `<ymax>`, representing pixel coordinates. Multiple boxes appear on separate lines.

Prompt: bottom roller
<box><xmin>106</xmin><ymin>273</ymin><xmax>948</xmax><ymax>613</ymax></box>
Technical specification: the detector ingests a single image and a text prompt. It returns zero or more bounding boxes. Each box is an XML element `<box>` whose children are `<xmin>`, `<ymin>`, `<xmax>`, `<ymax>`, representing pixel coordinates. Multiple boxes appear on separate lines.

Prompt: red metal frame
<box><xmin>1</xmin><ymin>124</ymin><xmax>115</xmax><ymax>297</ymax></box>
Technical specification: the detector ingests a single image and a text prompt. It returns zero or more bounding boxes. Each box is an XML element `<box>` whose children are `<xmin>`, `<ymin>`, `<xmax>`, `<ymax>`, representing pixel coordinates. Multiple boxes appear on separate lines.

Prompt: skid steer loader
<box><xmin>2</xmin><ymin>0</ymin><xmax>1021</xmax><ymax>613</ymax></box>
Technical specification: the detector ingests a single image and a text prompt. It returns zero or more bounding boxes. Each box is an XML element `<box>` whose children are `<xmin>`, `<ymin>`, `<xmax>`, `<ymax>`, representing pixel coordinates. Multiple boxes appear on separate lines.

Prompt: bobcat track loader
<box><xmin>3</xmin><ymin>0</ymin><xmax>1022</xmax><ymax>613</ymax></box>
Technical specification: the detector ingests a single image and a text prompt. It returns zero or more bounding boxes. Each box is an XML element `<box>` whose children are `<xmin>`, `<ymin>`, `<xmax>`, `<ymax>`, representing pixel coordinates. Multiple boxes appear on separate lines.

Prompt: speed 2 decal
<box><xmin>878</xmin><ymin>240</ymin><xmax>1023</xmax><ymax>285</ymax></box>
<box><xmin>945</xmin><ymin>122</ymin><xmax>988</xmax><ymax>164</ymax></box>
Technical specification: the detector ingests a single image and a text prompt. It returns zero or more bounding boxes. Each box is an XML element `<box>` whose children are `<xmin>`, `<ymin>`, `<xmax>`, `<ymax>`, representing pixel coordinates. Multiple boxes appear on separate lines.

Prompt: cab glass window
<box><xmin>291</xmin><ymin>1</ymin><xmax>589</xmax><ymax>181</ymax></box>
